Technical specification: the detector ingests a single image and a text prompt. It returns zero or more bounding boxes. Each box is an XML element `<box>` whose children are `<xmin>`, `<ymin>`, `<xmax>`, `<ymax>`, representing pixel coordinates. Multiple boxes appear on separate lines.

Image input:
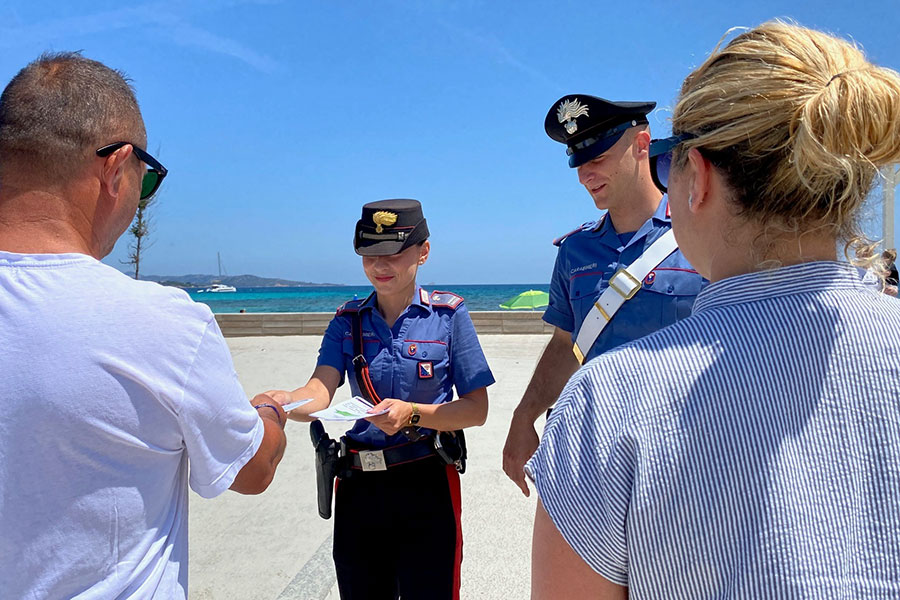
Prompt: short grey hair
<box><xmin>0</xmin><ymin>52</ymin><xmax>146</xmax><ymax>181</ymax></box>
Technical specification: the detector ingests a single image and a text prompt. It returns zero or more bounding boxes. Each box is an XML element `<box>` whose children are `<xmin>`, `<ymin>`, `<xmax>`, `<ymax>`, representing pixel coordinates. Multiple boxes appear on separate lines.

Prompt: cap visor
<box><xmin>568</xmin><ymin>130</ymin><xmax>627</xmax><ymax>168</ymax></box>
<box><xmin>355</xmin><ymin>240</ymin><xmax>407</xmax><ymax>256</ymax></box>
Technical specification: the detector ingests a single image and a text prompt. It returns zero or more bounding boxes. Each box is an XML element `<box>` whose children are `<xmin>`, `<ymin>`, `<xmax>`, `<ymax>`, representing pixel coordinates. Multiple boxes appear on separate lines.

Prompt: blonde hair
<box><xmin>672</xmin><ymin>21</ymin><xmax>900</xmax><ymax>264</ymax></box>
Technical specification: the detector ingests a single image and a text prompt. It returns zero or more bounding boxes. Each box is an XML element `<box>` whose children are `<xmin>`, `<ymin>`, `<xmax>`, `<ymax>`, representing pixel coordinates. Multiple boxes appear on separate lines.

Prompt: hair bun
<box><xmin>792</xmin><ymin>61</ymin><xmax>900</xmax><ymax>208</ymax></box>
<box><xmin>798</xmin><ymin>64</ymin><xmax>900</xmax><ymax>168</ymax></box>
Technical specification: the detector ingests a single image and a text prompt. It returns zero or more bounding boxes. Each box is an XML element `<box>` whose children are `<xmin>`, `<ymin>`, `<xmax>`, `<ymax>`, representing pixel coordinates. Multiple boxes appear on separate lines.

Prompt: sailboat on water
<box><xmin>199</xmin><ymin>252</ymin><xmax>236</xmax><ymax>293</ymax></box>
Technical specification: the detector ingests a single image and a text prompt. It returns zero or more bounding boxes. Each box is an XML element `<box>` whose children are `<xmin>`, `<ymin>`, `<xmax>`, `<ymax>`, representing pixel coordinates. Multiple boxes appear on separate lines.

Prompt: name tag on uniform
<box><xmin>418</xmin><ymin>361</ymin><xmax>433</xmax><ymax>379</ymax></box>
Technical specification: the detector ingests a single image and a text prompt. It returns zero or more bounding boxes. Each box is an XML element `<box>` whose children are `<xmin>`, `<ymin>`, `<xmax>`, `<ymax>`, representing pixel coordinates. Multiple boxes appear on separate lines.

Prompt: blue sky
<box><xmin>1</xmin><ymin>0</ymin><xmax>897</xmax><ymax>284</ymax></box>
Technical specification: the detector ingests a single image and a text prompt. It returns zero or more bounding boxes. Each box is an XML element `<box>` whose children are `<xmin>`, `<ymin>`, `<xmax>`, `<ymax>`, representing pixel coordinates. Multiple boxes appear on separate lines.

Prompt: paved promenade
<box><xmin>189</xmin><ymin>333</ymin><xmax>551</xmax><ymax>600</ymax></box>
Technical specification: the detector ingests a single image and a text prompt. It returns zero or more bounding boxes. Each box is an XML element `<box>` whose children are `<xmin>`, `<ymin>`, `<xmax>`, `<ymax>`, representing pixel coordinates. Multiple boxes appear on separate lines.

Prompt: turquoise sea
<box><xmin>187</xmin><ymin>284</ymin><xmax>550</xmax><ymax>314</ymax></box>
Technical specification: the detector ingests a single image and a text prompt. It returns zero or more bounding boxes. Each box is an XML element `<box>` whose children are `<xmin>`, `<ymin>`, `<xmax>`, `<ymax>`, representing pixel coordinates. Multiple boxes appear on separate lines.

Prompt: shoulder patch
<box><xmin>430</xmin><ymin>290</ymin><xmax>464</xmax><ymax>310</ymax></box>
<box><xmin>336</xmin><ymin>298</ymin><xmax>365</xmax><ymax>315</ymax></box>
<box><xmin>553</xmin><ymin>219</ymin><xmax>599</xmax><ymax>247</ymax></box>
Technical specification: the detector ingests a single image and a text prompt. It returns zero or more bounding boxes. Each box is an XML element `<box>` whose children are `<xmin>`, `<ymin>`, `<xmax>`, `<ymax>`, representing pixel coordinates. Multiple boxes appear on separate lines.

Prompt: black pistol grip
<box><xmin>310</xmin><ymin>419</ymin><xmax>326</xmax><ymax>448</ymax></box>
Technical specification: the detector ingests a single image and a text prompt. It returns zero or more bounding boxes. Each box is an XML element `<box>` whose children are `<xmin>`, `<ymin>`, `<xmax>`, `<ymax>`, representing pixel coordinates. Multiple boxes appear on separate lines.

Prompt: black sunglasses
<box><xmin>649</xmin><ymin>133</ymin><xmax>697</xmax><ymax>194</ymax></box>
<box><xmin>96</xmin><ymin>142</ymin><xmax>168</xmax><ymax>200</ymax></box>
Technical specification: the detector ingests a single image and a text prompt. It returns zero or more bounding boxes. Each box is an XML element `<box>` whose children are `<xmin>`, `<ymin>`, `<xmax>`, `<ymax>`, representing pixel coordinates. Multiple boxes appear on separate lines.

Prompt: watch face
<box><xmin>411</xmin><ymin>414</ymin><xmax>421</xmax><ymax>425</ymax></box>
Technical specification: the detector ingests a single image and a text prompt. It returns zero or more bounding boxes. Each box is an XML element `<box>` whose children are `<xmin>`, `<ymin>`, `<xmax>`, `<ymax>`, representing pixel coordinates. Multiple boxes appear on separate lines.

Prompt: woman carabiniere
<box><xmin>271</xmin><ymin>199</ymin><xmax>494</xmax><ymax>600</ymax></box>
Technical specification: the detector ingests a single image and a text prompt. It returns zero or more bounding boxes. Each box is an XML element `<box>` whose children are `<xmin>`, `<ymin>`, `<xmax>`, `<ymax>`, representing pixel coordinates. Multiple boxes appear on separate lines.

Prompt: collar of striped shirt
<box><xmin>693</xmin><ymin>261</ymin><xmax>865</xmax><ymax>314</ymax></box>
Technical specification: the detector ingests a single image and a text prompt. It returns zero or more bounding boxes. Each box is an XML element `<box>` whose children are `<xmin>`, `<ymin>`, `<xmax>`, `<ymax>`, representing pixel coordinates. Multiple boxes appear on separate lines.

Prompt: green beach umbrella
<box><xmin>499</xmin><ymin>289</ymin><xmax>550</xmax><ymax>310</ymax></box>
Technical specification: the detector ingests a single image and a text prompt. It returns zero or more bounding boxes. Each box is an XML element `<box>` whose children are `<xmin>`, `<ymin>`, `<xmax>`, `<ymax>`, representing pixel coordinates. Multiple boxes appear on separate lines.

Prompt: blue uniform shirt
<box><xmin>543</xmin><ymin>196</ymin><xmax>706</xmax><ymax>362</ymax></box>
<box><xmin>317</xmin><ymin>287</ymin><xmax>495</xmax><ymax>449</ymax></box>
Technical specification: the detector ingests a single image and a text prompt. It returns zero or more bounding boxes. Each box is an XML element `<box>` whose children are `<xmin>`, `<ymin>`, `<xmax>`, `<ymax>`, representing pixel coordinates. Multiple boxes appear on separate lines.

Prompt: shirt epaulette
<box><xmin>429</xmin><ymin>290</ymin><xmax>464</xmax><ymax>310</ymax></box>
<box><xmin>553</xmin><ymin>220</ymin><xmax>598</xmax><ymax>247</ymax></box>
<box><xmin>336</xmin><ymin>298</ymin><xmax>365</xmax><ymax>315</ymax></box>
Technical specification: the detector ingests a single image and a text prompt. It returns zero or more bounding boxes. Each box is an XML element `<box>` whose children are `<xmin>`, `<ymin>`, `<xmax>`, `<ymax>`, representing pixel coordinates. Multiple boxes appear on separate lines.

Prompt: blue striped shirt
<box><xmin>527</xmin><ymin>262</ymin><xmax>900</xmax><ymax>598</ymax></box>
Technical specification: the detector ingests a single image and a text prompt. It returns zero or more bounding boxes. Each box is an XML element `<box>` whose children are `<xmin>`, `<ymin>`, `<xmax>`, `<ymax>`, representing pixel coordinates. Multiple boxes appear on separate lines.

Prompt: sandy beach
<box><xmin>188</xmin><ymin>333</ymin><xmax>550</xmax><ymax>600</ymax></box>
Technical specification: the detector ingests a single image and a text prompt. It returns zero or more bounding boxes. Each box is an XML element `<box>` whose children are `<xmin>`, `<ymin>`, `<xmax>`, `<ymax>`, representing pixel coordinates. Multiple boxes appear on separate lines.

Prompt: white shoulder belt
<box><xmin>573</xmin><ymin>229</ymin><xmax>678</xmax><ymax>364</ymax></box>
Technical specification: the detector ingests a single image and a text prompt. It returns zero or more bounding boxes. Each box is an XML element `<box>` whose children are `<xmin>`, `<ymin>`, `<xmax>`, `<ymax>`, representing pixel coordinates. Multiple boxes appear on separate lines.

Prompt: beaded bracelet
<box><xmin>254</xmin><ymin>403</ymin><xmax>282</xmax><ymax>426</ymax></box>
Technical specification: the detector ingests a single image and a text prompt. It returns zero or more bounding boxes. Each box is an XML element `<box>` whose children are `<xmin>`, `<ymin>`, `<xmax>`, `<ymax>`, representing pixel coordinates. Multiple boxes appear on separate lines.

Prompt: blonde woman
<box><xmin>528</xmin><ymin>21</ymin><xmax>900</xmax><ymax>599</ymax></box>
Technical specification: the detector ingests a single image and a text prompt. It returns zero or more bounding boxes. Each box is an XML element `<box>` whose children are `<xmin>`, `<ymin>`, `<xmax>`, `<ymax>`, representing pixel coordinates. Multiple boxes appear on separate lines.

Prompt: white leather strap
<box><xmin>573</xmin><ymin>229</ymin><xmax>678</xmax><ymax>364</ymax></box>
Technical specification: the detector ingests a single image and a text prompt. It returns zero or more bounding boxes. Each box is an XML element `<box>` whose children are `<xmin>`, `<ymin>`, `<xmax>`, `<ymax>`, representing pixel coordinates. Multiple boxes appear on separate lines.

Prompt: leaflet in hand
<box><xmin>310</xmin><ymin>396</ymin><xmax>388</xmax><ymax>421</ymax></box>
<box><xmin>281</xmin><ymin>398</ymin><xmax>314</xmax><ymax>412</ymax></box>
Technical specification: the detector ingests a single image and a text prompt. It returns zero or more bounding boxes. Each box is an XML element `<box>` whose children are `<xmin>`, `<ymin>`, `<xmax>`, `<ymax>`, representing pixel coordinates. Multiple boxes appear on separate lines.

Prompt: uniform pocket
<box><xmin>341</xmin><ymin>336</ymin><xmax>381</xmax><ymax>359</ymax></box>
<box><xmin>401</xmin><ymin>340</ymin><xmax>448</xmax><ymax>363</ymax></box>
<box><xmin>642</xmin><ymin>268</ymin><xmax>704</xmax><ymax>321</ymax></box>
<box><xmin>400</xmin><ymin>340</ymin><xmax>449</xmax><ymax>398</ymax></box>
<box><xmin>570</xmin><ymin>273</ymin><xmax>604</xmax><ymax>331</ymax></box>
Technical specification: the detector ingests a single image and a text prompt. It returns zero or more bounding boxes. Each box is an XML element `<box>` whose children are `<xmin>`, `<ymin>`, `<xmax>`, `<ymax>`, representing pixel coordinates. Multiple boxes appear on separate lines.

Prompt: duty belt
<box><xmin>345</xmin><ymin>439</ymin><xmax>437</xmax><ymax>472</ymax></box>
<box><xmin>343</xmin><ymin>429</ymin><xmax>467</xmax><ymax>473</ymax></box>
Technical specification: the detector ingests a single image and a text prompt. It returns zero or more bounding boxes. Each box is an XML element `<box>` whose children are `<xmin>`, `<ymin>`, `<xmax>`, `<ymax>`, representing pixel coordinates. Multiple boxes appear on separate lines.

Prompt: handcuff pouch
<box><xmin>433</xmin><ymin>429</ymin><xmax>467</xmax><ymax>474</ymax></box>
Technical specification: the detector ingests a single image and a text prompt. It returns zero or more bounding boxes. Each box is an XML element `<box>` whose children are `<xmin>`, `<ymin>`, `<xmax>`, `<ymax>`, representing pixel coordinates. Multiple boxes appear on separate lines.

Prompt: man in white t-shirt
<box><xmin>0</xmin><ymin>53</ymin><xmax>288</xmax><ymax>599</ymax></box>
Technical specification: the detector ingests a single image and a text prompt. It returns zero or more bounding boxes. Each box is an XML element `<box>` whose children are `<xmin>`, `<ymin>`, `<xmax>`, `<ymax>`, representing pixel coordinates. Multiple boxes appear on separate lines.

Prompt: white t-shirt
<box><xmin>0</xmin><ymin>251</ymin><xmax>264</xmax><ymax>599</ymax></box>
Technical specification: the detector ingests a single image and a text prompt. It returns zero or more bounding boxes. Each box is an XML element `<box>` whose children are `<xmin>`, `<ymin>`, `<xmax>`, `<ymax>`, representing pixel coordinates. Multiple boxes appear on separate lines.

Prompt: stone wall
<box><xmin>215</xmin><ymin>311</ymin><xmax>554</xmax><ymax>337</ymax></box>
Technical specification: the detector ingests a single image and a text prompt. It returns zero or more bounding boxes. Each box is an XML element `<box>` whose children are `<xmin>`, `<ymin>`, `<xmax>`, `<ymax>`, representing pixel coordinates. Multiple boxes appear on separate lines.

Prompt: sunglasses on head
<box><xmin>649</xmin><ymin>132</ymin><xmax>697</xmax><ymax>194</ymax></box>
<box><xmin>96</xmin><ymin>142</ymin><xmax>168</xmax><ymax>200</ymax></box>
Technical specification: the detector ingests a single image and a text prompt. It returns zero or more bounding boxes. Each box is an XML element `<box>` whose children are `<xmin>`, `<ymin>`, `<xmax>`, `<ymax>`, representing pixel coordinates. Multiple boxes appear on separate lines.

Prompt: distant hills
<box><xmin>135</xmin><ymin>274</ymin><xmax>342</xmax><ymax>288</ymax></box>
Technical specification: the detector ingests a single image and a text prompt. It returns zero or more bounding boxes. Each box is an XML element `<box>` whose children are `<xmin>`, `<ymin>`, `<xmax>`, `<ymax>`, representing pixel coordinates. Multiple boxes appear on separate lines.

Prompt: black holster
<box><xmin>433</xmin><ymin>429</ymin><xmax>468</xmax><ymax>474</ymax></box>
<box><xmin>310</xmin><ymin>420</ymin><xmax>341</xmax><ymax>519</ymax></box>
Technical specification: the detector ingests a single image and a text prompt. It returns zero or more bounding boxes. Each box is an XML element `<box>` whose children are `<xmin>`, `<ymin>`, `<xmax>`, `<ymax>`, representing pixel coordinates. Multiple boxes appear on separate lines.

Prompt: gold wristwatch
<box><xmin>408</xmin><ymin>402</ymin><xmax>421</xmax><ymax>426</ymax></box>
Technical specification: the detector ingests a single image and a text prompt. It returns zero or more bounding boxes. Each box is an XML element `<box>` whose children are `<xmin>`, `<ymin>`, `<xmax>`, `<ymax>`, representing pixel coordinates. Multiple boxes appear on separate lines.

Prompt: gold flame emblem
<box><xmin>372</xmin><ymin>211</ymin><xmax>397</xmax><ymax>234</ymax></box>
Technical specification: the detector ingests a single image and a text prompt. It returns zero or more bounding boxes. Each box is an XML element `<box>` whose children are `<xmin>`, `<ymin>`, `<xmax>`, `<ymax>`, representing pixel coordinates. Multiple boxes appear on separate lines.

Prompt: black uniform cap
<box><xmin>354</xmin><ymin>199</ymin><xmax>430</xmax><ymax>256</ymax></box>
<box><xmin>544</xmin><ymin>95</ymin><xmax>656</xmax><ymax>168</ymax></box>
